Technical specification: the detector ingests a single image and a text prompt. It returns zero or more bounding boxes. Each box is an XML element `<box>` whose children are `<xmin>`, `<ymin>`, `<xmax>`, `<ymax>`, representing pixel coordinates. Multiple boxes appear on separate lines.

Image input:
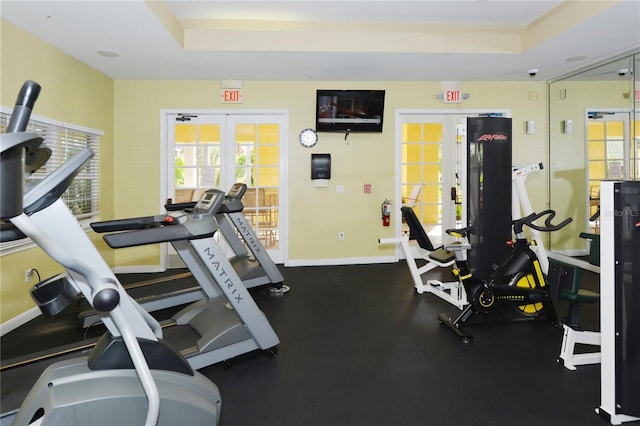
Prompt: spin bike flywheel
<box><xmin>509</xmin><ymin>272</ymin><xmax>545</xmax><ymax>317</ymax></box>
<box><xmin>469</xmin><ymin>273</ymin><xmax>546</xmax><ymax>316</ymax></box>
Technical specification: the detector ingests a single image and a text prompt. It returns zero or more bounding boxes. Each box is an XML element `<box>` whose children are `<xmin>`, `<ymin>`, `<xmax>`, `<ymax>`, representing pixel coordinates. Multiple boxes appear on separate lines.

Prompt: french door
<box><xmin>586</xmin><ymin>110</ymin><xmax>631</xmax><ymax>233</ymax></box>
<box><xmin>165</xmin><ymin>111</ymin><xmax>287</xmax><ymax>265</ymax></box>
<box><xmin>396</xmin><ymin>111</ymin><xmax>508</xmax><ymax>247</ymax></box>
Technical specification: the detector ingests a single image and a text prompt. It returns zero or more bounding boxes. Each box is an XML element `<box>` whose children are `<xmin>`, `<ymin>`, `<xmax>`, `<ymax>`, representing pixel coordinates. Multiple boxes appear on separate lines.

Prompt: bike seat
<box><xmin>445</xmin><ymin>227</ymin><xmax>472</xmax><ymax>239</ymax></box>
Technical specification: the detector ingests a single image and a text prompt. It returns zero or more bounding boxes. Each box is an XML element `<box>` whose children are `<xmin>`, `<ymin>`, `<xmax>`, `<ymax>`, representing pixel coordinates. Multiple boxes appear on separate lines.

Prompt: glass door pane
<box><xmin>172</xmin><ymin>116</ymin><xmax>224</xmax><ymax>202</ymax></box>
<box><xmin>586</xmin><ymin>113</ymin><xmax>630</xmax><ymax>233</ymax></box>
<box><xmin>399</xmin><ymin>115</ymin><xmax>456</xmax><ymax>246</ymax></box>
<box><xmin>226</xmin><ymin>116</ymin><xmax>285</xmax><ymax>261</ymax></box>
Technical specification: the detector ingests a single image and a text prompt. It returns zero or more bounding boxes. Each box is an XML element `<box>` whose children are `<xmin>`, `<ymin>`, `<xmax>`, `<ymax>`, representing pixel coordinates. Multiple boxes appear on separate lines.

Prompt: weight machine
<box><xmin>596</xmin><ymin>180</ymin><xmax>640</xmax><ymax>425</ymax></box>
<box><xmin>380</xmin><ymin>118</ymin><xmax>549</xmax><ymax>313</ymax></box>
<box><xmin>437</xmin><ymin>117</ymin><xmax>571</xmax><ymax>341</ymax></box>
<box><xmin>379</xmin><ymin>206</ymin><xmax>464</xmax><ymax>309</ymax></box>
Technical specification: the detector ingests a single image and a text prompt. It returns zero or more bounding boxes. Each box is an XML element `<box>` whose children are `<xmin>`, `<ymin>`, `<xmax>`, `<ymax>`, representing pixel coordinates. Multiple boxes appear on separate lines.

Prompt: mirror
<box><xmin>548</xmin><ymin>52</ymin><xmax>638</xmax><ymax>261</ymax></box>
<box><xmin>635</xmin><ymin>53</ymin><xmax>640</xmax><ymax>182</ymax></box>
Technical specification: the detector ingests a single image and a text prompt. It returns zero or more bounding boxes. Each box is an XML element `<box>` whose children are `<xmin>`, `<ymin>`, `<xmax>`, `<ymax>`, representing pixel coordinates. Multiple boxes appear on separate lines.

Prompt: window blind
<box><xmin>0</xmin><ymin>110</ymin><xmax>102</xmax><ymax>254</ymax></box>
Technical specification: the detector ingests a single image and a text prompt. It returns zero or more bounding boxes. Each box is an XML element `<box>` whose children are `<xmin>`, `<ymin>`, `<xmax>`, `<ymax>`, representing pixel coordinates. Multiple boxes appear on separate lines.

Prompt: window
<box><xmin>586</xmin><ymin>115</ymin><xmax>628</xmax><ymax>233</ymax></box>
<box><xmin>0</xmin><ymin>110</ymin><xmax>102</xmax><ymax>254</ymax></box>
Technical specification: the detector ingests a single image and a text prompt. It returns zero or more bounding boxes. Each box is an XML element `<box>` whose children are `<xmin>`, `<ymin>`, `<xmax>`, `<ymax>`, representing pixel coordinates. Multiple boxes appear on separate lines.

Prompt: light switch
<box><xmin>525</xmin><ymin>120</ymin><xmax>535</xmax><ymax>135</ymax></box>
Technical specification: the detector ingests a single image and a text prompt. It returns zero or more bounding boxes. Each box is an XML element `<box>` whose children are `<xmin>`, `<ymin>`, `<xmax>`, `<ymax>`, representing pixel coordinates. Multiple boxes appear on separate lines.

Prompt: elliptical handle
<box><xmin>7</xmin><ymin>80</ymin><xmax>41</xmax><ymax>133</ymax></box>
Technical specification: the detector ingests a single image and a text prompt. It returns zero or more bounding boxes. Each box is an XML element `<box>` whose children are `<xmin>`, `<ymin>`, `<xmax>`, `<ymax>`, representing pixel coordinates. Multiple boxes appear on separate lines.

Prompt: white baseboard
<box><xmin>1</xmin><ymin>307</ymin><xmax>40</xmax><ymax>336</ymax></box>
<box><xmin>285</xmin><ymin>256</ymin><xmax>396</xmax><ymax>267</ymax></box>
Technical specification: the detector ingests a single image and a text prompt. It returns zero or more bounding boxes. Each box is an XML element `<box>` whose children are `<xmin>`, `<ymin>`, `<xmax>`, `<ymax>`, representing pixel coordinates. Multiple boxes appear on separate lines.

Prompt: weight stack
<box><xmin>466</xmin><ymin>116</ymin><xmax>512</xmax><ymax>279</ymax></box>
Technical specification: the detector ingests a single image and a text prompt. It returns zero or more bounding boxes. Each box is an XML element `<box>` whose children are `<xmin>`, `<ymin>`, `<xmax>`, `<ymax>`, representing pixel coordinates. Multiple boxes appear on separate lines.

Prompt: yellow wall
<box><xmin>113</xmin><ymin>80</ymin><xmax>548</xmax><ymax>263</ymax></box>
<box><xmin>0</xmin><ymin>20</ymin><xmax>114</xmax><ymax>322</ymax></box>
<box><xmin>2</xmin><ymin>17</ymin><xmax>549</xmax><ymax>322</ymax></box>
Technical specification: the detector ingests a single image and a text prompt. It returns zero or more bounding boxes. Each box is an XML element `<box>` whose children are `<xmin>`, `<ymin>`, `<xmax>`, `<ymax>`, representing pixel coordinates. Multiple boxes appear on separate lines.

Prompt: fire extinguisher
<box><xmin>381</xmin><ymin>199</ymin><xmax>391</xmax><ymax>227</ymax></box>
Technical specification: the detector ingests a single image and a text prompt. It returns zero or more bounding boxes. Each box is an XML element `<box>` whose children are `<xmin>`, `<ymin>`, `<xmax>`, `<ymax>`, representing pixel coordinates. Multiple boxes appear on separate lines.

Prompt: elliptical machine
<box><xmin>438</xmin><ymin>210</ymin><xmax>572</xmax><ymax>343</ymax></box>
<box><xmin>1</xmin><ymin>81</ymin><xmax>221</xmax><ymax>425</ymax></box>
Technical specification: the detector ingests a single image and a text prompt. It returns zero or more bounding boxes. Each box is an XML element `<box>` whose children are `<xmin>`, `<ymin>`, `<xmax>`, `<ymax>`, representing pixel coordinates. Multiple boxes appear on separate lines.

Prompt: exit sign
<box><xmin>220</xmin><ymin>89</ymin><xmax>243</xmax><ymax>104</ymax></box>
<box><xmin>441</xmin><ymin>81</ymin><xmax>463</xmax><ymax>104</ymax></box>
<box><xmin>443</xmin><ymin>90</ymin><xmax>462</xmax><ymax>103</ymax></box>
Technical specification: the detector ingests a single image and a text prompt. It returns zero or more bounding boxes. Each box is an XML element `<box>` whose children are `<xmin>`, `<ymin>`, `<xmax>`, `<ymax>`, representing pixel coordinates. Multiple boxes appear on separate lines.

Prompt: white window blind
<box><xmin>0</xmin><ymin>109</ymin><xmax>102</xmax><ymax>254</ymax></box>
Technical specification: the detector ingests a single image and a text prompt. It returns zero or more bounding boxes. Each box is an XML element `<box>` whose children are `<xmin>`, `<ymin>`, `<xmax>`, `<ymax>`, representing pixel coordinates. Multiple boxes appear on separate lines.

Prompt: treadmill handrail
<box><xmin>103</xmin><ymin>215</ymin><xmax>218</xmax><ymax>249</ymax></box>
<box><xmin>165</xmin><ymin>201</ymin><xmax>197</xmax><ymax>212</ymax></box>
<box><xmin>91</xmin><ymin>215</ymin><xmax>168</xmax><ymax>233</ymax></box>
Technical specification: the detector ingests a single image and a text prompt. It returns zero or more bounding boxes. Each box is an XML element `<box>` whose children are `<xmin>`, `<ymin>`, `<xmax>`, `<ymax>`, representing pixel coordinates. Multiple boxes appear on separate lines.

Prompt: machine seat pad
<box><xmin>428</xmin><ymin>247</ymin><xmax>455</xmax><ymax>264</ymax></box>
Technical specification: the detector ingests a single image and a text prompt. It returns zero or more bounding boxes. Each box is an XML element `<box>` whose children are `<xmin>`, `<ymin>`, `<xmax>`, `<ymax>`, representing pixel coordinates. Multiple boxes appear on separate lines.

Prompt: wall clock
<box><xmin>299</xmin><ymin>128</ymin><xmax>318</xmax><ymax>148</ymax></box>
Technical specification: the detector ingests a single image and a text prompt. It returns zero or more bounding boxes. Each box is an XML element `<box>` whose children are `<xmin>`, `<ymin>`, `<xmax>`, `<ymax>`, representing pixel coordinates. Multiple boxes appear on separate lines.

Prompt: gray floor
<box><xmin>200</xmin><ymin>262</ymin><xmax>612</xmax><ymax>426</ymax></box>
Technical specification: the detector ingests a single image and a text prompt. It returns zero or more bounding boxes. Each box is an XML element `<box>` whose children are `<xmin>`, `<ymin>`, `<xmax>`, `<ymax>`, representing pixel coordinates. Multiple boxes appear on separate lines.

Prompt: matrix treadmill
<box><xmin>214</xmin><ymin>183</ymin><xmax>288</xmax><ymax>293</ymax></box>
<box><xmin>78</xmin><ymin>184</ymin><xmax>286</xmax><ymax>327</ymax></box>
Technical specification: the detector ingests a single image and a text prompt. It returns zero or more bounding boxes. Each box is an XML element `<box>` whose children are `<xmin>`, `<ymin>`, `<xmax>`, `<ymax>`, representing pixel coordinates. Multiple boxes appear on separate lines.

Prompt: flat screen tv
<box><xmin>316</xmin><ymin>90</ymin><xmax>385</xmax><ymax>133</ymax></box>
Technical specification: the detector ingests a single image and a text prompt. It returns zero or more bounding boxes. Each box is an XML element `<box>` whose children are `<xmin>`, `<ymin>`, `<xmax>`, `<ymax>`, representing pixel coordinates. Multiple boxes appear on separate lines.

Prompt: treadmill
<box><xmin>77</xmin><ymin>184</ymin><xmax>287</xmax><ymax>327</ymax></box>
<box><xmin>213</xmin><ymin>183</ymin><xmax>288</xmax><ymax>293</ymax></box>
<box><xmin>76</xmin><ymin>271</ymin><xmax>204</xmax><ymax>328</ymax></box>
<box><xmin>91</xmin><ymin>188</ymin><xmax>280</xmax><ymax>369</ymax></box>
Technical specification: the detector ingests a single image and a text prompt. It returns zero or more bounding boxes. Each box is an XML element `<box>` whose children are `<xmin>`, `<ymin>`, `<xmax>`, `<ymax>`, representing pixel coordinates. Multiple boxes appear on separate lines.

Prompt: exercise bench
<box><xmin>379</xmin><ymin>206</ymin><xmax>467</xmax><ymax>309</ymax></box>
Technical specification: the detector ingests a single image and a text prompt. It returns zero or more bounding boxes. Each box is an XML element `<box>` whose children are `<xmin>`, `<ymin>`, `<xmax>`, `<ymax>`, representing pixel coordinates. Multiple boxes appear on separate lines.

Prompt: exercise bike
<box><xmin>438</xmin><ymin>209</ymin><xmax>572</xmax><ymax>343</ymax></box>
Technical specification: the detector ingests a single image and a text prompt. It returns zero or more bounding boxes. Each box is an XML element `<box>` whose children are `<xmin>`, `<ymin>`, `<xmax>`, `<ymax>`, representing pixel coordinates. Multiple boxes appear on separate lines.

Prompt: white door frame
<box><xmin>160</xmin><ymin>109</ymin><xmax>289</xmax><ymax>269</ymax></box>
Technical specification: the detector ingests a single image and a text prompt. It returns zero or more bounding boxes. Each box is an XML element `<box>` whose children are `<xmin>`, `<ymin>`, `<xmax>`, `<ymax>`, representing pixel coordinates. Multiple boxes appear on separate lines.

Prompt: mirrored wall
<box><xmin>548</xmin><ymin>52</ymin><xmax>639</xmax><ymax>258</ymax></box>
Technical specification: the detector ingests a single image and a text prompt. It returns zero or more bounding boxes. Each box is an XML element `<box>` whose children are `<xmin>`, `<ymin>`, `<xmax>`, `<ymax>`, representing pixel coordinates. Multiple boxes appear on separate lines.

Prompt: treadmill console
<box><xmin>220</xmin><ymin>183</ymin><xmax>247</xmax><ymax>213</ymax></box>
<box><xmin>226</xmin><ymin>183</ymin><xmax>247</xmax><ymax>201</ymax></box>
<box><xmin>193</xmin><ymin>189</ymin><xmax>225</xmax><ymax>215</ymax></box>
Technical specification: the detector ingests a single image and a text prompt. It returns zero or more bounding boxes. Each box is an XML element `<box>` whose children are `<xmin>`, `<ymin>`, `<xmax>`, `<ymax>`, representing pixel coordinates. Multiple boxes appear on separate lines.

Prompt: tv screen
<box><xmin>316</xmin><ymin>90</ymin><xmax>385</xmax><ymax>133</ymax></box>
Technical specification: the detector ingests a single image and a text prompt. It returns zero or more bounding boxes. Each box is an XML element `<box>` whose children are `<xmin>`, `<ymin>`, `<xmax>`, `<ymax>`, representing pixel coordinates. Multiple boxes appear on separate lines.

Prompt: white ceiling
<box><xmin>1</xmin><ymin>0</ymin><xmax>639</xmax><ymax>82</ymax></box>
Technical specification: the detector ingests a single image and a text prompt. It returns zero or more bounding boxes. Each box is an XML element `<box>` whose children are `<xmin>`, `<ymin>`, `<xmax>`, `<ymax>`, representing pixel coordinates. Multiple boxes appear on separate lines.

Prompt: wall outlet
<box><xmin>24</xmin><ymin>269</ymin><xmax>33</xmax><ymax>283</ymax></box>
<box><xmin>338</xmin><ymin>232</ymin><xmax>345</xmax><ymax>240</ymax></box>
